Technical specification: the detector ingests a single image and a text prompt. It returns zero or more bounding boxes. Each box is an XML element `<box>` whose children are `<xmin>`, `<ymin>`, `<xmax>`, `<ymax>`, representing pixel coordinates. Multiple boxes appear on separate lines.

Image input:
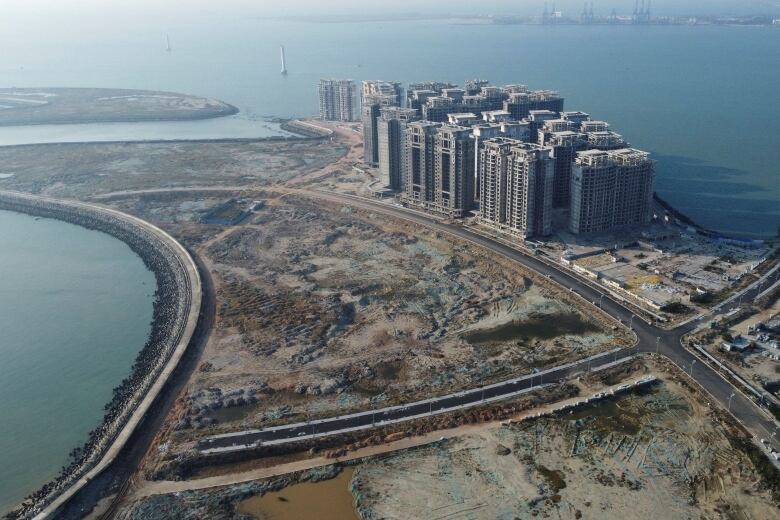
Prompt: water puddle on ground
<box><xmin>236</xmin><ymin>468</ymin><xmax>359</xmax><ymax>520</ymax></box>
<box><xmin>463</xmin><ymin>312</ymin><xmax>599</xmax><ymax>344</ymax></box>
<box><xmin>209</xmin><ymin>404</ymin><xmax>255</xmax><ymax>423</ymax></box>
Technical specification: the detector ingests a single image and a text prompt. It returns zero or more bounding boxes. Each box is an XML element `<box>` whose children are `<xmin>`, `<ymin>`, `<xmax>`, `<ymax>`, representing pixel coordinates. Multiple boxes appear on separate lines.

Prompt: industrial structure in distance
<box><xmin>318</xmin><ymin>78</ymin><xmax>655</xmax><ymax>239</ymax></box>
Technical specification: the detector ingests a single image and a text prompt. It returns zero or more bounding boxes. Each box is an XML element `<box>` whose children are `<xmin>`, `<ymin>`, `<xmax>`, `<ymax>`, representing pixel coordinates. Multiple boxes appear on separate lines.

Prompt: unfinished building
<box><xmin>406</xmin><ymin>81</ymin><xmax>457</xmax><ymax>111</ymax></box>
<box><xmin>362</xmin><ymin>93</ymin><xmax>400</xmax><ymax>165</ymax></box>
<box><xmin>503</xmin><ymin>90</ymin><xmax>565</xmax><ymax>121</ymax></box>
<box><xmin>478</xmin><ymin>138</ymin><xmax>554</xmax><ymax>238</ymax></box>
<box><xmin>570</xmin><ymin>148</ymin><xmax>655</xmax><ymax>234</ymax></box>
<box><xmin>527</xmin><ymin>110</ymin><xmax>560</xmax><ymax>142</ymax></box>
<box><xmin>570</xmin><ymin>150</ymin><xmax>618</xmax><ymax>234</ymax></box>
<box><xmin>432</xmin><ymin>125</ymin><xmax>476</xmax><ymax>217</ymax></box>
<box><xmin>403</xmin><ymin>122</ymin><xmax>475</xmax><ymax>218</ymax></box>
<box><xmin>362</xmin><ymin>80</ymin><xmax>403</xmax><ymax>101</ymax></box>
<box><xmin>356</xmin><ymin>78</ymin><xmax>655</xmax><ymax>237</ymax></box>
<box><xmin>611</xmin><ymin>148</ymin><xmax>655</xmax><ymax>228</ymax></box>
<box><xmin>361</xmin><ymin>81</ymin><xmax>402</xmax><ymax>165</ymax></box>
<box><xmin>586</xmin><ymin>130</ymin><xmax>627</xmax><ymax>150</ymax></box>
<box><xmin>538</xmin><ymin>130</ymin><xmax>588</xmax><ymax>208</ymax></box>
<box><xmin>403</xmin><ymin>121</ymin><xmax>440</xmax><ymax>209</ymax></box>
<box><xmin>580</xmin><ymin>120</ymin><xmax>609</xmax><ymax>133</ymax></box>
<box><xmin>378</xmin><ymin>107</ymin><xmax>419</xmax><ymax>190</ymax></box>
<box><xmin>319</xmin><ymin>79</ymin><xmax>356</xmax><ymax>122</ymax></box>
<box><xmin>464</xmin><ymin>79</ymin><xmax>491</xmax><ymax>95</ymax></box>
<box><xmin>419</xmin><ymin>83</ymin><xmax>544</xmax><ymax>123</ymax></box>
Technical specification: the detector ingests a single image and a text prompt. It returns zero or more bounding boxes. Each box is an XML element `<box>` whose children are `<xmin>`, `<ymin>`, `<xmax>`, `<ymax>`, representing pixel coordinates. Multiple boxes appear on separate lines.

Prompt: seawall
<box><xmin>0</xmin><ymin>191</ymin><xmax>202</xmax><ymax>520</ymax></box>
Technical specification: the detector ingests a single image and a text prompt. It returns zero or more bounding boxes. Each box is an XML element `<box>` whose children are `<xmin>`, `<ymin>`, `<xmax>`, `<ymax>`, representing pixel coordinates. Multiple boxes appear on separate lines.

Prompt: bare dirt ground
<box><xmin>113</xmin><ymin>360</ymin><xmax>779</xmax><ymax>520</ymax></box>
<box><xmin>138</xmin><ymin>192</ymin><xmax>624</xmax><ymax>476</ymax></box>
<box><xmin>350</xmin><ymin>362</ymin><xmax>778</xmax><ymax>520</ymax></box>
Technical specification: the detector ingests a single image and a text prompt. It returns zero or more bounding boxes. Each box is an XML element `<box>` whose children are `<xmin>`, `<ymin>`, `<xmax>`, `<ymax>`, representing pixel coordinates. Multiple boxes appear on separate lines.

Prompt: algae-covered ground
<box><xmin>0</xmin><ymin>88</ymin><xmax>237</xmax><ymax>126</ymax></box>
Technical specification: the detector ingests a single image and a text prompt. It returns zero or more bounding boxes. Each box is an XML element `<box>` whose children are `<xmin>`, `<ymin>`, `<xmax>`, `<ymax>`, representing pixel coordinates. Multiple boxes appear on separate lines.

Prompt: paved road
<box><xmin>198</xmin><ymin>349</ymin><xmax>633</xmax><ymax>453</ymax></box>
<box><xmin>199</xmin><ymin>190</ymin><xmax>780</xmax><ymax>456</ymax></box>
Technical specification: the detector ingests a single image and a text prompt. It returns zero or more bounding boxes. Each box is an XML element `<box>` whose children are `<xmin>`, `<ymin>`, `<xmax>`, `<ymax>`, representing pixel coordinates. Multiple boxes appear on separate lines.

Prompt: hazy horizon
<box><xmin>4</xmin><ymin>0</ymin><xmax>780</xmax><ymax>19</ymax></box>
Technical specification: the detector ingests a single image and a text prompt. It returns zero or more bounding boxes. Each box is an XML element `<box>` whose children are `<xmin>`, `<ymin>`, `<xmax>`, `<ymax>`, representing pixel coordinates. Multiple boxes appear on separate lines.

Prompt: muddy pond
<box><xmin>463</xmin><ymin>312</ymin><xmax>599</xmax><ymax>345</ymax></box>
<box><xmin>237</xmin><ymin>468</ymin><xmax>358</xmax><ymax>520</ymax></box>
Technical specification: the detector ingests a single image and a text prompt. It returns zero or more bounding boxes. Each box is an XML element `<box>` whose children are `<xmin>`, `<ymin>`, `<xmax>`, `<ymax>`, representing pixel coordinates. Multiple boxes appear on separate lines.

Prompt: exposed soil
<box><xmin>141</xmin><ymin>192</ymin><xmax>624</xmax><ymax>475</ymax></box>
<box><xmin>351</xmin><ymin>371</ymin><xmax>777</xmax><ymax>519</ymax></box>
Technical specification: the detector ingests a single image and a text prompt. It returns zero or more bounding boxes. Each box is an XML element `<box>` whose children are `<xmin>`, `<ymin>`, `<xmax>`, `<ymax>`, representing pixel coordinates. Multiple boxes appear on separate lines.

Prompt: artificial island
<box><xmin>1</xmin><ymin>79</ymin><xmax>778</xmax><ymax>520</ymax></box>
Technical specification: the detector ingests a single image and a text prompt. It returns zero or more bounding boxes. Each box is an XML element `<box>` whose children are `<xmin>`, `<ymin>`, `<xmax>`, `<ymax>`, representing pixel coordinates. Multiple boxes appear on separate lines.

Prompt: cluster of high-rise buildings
<box><xmin>317</xmin><ymin>78</ymin><xmax>655</xmax><ymax>238</ymax></box>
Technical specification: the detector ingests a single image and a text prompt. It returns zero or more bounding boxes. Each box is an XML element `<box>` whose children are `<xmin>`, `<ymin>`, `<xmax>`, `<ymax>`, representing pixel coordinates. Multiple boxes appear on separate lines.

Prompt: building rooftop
<box><xmin>576</xmin><ymin>149</ymin><xmax>614</xmax><ymax>166</ymax></box>
<box><xmin>482</xmin><ymin>110</ymin><xmax>513</xmax><ymax>122</ymax></box>
<box><xmin>528</xmin><ymin>110</ymin><xmax>558</xmax><ymax>120</ymax></box>
<box><xmin>561</xmin><ymin>111</ymin><xmax>590</xmax><ymax>120</ymax></box>
<box><xmin>581</xmin><ymin>120</ymin><xmax>609</xmax><ymax>132</ymax></box>
<box><xmin>448</xmin><ymin>113</ymin><xmax>480</xmax><ymax>125</ymax></box>
<box><xmin>608</xmin><ymin>148</ymin><xmax>652</xmax><ymax>165</ymax></box>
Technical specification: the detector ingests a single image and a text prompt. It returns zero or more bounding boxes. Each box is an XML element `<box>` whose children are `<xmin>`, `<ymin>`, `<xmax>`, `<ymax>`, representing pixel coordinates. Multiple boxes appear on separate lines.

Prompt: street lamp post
<box><xmin>629</xmin><ymin>314</ymin><xmax>635</xmax><ymax>330</ymax></box>
<box><xmin>728</xmin><ymin>392</ymin><xmax>735</xmax><ymax>413</ymax></box>
<box><xmin>599</xmin><ymin>293</ymin><xmax>606</xmax><ymax>308</ymax></box>
<box><xmin>690</xmin><ymin>359</ymin><xmax>697</xmax><ymax>378</ymax></box>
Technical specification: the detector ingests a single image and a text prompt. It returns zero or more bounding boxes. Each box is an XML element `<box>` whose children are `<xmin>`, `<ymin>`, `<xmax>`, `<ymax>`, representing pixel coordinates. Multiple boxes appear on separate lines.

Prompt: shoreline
<box><xmin>0</xmin><ymin>191</ymin><xmax>202</xmax><ymax>520</ymax></box>
<box><xmin>0</xmin><ymin>87</ymin><xmax>239</xmax><ymax>127</ymax></box>
<box><xmin>653</xmin><ymin>193</ymin><xmax>777</xmax><ymax>243</ymax></box>
<box><xmin>0</xmin><ymin>119</ymin><xmax>328</xmax><ymax>150</ymax></box>
<box><xmin>0</xmin><ymin>104</ymin><xmax>240</xmax><ymax>128</ymax></box>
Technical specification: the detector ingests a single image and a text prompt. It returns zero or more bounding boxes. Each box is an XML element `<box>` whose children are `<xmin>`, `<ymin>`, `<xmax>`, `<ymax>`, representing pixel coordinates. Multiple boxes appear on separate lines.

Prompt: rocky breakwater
<box><xmin>0</xmin><ymin>191</ymin><xmax>201</xmax><ymax>520</ymax></box>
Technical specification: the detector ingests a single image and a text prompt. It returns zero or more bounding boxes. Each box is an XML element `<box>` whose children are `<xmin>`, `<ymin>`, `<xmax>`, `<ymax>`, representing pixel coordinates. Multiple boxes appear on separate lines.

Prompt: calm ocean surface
<box><xmin>1</xmin><ymin>17</ymin><xmax>777</xmax><ymax>236</ymax></box>
<box><xmin>0</xmin><ymin>14</ymin><xmax>778</xmax><ymax>512</ymax></box>
<box><xmin>0</xmin><ymin>211</ymin><xmax>155</xmax><ymax>511</ymax></box>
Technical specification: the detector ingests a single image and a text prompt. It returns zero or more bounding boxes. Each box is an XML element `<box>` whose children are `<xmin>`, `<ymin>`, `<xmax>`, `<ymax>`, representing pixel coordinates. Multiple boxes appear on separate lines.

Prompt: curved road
<box><xmin>199</xmin><ymin>189</ymin><xmax>780</xmax><ymax>459</ymax></box>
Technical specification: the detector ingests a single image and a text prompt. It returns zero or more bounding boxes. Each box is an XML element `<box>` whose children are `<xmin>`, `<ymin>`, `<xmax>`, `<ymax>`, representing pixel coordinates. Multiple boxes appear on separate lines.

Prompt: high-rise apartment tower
<box><xmin>319</xmin><ymin>79</ymin><xmax>356</xmax><ymax>121</ymax></box>
<box><xmin>378</xmin><ymin>107</ymin><xmax>419</xmax><ymax>190</ymax></box>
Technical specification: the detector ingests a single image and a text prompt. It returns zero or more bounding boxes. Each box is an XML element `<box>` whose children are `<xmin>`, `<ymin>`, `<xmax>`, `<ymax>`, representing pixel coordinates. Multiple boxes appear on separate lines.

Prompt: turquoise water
<box><xmin>0</xmin><ymin>210</ymin><xmax>155</xmax><ymax>512</ymax></box>
<box><xmin>0</xmin><ymin>19</ymin><xmax>777</xmax><ymax>235</ymax></box>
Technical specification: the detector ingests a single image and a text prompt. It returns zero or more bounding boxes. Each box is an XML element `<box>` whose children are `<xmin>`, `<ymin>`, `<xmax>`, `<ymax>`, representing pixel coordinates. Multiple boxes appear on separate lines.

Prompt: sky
<box><xmin>4</xmin><ymin>0</ymin><xmax>779</xmax><ymax>18</ymax></box>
